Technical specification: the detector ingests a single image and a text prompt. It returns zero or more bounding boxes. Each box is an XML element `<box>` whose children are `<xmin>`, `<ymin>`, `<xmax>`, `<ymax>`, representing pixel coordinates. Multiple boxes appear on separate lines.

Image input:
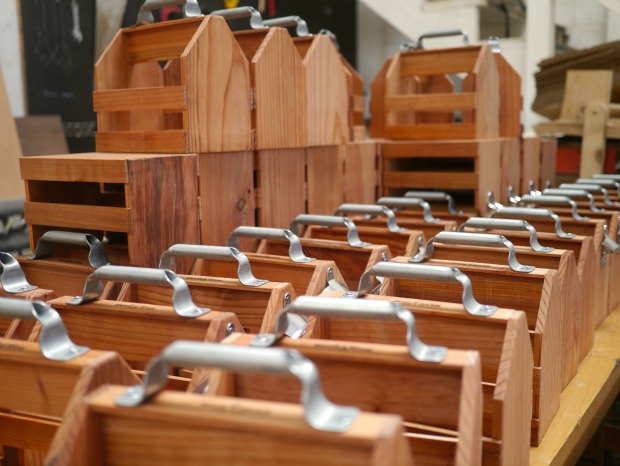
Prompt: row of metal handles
<box><xmin>2</xmin><ymin>177</ymin><xmax>620</xmax><ymax>431</ymax></box>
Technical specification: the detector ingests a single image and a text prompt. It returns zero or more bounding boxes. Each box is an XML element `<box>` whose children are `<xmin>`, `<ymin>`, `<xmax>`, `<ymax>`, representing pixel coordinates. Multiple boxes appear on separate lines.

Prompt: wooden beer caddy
<box><xmin>42</xmin><ymin>265</ymin><xmax>241</xmax><ymax>390</ymax></box>
<box><xmin>416</xmin><ymin>227</ymin><xmax>580</xmax><ymax>389</ymax></box>
<box><xmin>0</xmin><ymin>297</ymin><xmax>139</xmax><ymax>463</ymax></box>
<box><xmin>220</xmin><ymin>329</ymin><xmax>483</xmax><ymax>466</ymax></box>
<box><xmin>241</xmin><ymin>293</ymin><xmax>531</xmax><ymax>466</ymax></box>
<box><xmin>195</xmin><ymin>227</ymin><xmax>347</xmax><ymax>296</ymax></box>
<box><xmin>254</xmin><ymin>215</ymin><xmax>392</xmax><ymax>290</ymax></box>
<box><xmin>52</xmin><ymin>340</ymin><xmax>415</xmax><ymax>466</ymax></box>
<box><xmin>384</xmin><ymin>256</ymin><xmax>561</xmax><ymax>445</ymax></box>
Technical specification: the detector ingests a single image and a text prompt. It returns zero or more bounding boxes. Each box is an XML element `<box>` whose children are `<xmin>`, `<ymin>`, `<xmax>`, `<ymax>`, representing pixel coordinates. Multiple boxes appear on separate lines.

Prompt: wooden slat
<box><xmin>0</xmin><ymin>412</ymin><xmax>56</xmax><ymax>451</ymax></box>
<box><xmin>24</xmin><ymin>202</ymin><xmax>131</xmax><ymax>232</ymax></box>
<box><xmin>383</xmin><ymin>171</ymin><xmax>478</xmax><ymax>189</ymax></box>
<box><xmin>21</xmin><ymin>156</ymin><xmax>128</xmax><ymax>183</ymax></box>
<box><xmin>385</xmin><ymin>93</ymin><xmax>476</xmax><ymax>112</ymax></box>
<box><xmin>96</xmin><ymin>130</ymin><xmax>188</xmax><ymax>153</ymax></box>
<box><xmin>385</xmin><ymin>124</ymin><xmax>477</xmax><ymax>140</ymax></box>
<box><xmin>93</xmin><ymin>86</ymin><xmax>186</xmax><ymax>112</ymax></box>
<box><xmin>382</xmin><ymin>140</ymin><xmax>480</xmax><ymax>158</ymax></box>
<box><xmin>124</xmin><ymin>17</ymin><xmax>204</xmax><ymax>63</ymax></box>
<box><xmin>400</xmin><ymin>48</ymin><xmax>480</xmax><ymax>76</ymax></box>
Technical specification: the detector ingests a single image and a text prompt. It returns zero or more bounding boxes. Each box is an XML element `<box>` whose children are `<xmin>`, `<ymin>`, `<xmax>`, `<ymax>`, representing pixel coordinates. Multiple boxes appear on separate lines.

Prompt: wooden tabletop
<box><xmin>530</xmin><ymin>305</ymin><xmax>620</xmax><ymax>465</ymax></box>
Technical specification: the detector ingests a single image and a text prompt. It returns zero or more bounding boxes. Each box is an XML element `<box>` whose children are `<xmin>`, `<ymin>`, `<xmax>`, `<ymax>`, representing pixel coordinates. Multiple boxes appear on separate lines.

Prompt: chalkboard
<box><xmin>21</xmin><ymin>0</ymin><xmax>96</xmax><ymax>153</ymax></box>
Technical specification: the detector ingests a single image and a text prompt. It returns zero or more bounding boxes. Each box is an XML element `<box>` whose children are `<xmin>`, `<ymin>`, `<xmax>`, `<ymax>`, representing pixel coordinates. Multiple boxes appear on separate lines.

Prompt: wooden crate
<box><xmin>306</xmin><ymin>145</ymin><xmax>345</xmax><ymax>215</ymax></box>
<box><xmin>0</xmin><ymin>338</ymin><xmax>138</xmax><ymax>461</ymax></box>
<box><xmin>373</xmin><ymin>45</ymin><xmax>499</xmax><ymax>140</ymax></box>
<box><xmin>494</xmin><ymin>52</ymin><xmax>522</xmax><ymax>138</ymax></box>
<box><xmin>352</xmin><ymin>215</ymin><xmax>457</xmax><ymax>239</ymax></box>
<box><xmin>380</xmin><ymin>139</ymin><xmax>501</xmax><ymax>215</ymax></box>
<box><xmin>385</xmin><ymin>257</ymin><xmax>562</xmax><ymax>445</ymax></box>
<box><xmin>222</xmin><ymin>332</ymin><xmax>484</xmax><ymax>466</ymax></box>
<box><xmin>0</xmin><ymin>288</ymin><xmax>56</xmax><ymax>340</ymax></box>
<box><xmin>94</xmin><ymin>16</ymin><xmax>252</xmax><ymax>154</ymax></box>
<box><xmin>500</xmin><ymin>137</ymin><xmax>521</xmax><ymax>203</ymax></box>
<box><xmin>19</xmin><ymin>153</ymin><xmax>200</xmax><ymax>272</ymax></box>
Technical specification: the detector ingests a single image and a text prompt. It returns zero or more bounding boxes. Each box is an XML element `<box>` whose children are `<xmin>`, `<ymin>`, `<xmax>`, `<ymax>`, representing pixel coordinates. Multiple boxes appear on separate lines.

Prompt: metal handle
<box><xmin>519</xmin><ymin>194</ymin><xmax>590</xmax><ymax>221</ymax></box>
<box><xmin>135</xmin><ymin>0</ymin><xmax>202</xmax><ymax>25</ymax></box>
<box><xmin>115</xmin><ymin>340</ymin><xmax>359</xmax><ymax>432</ymax></box>
<box><xmin>376</xmin><ymin>197</ymin><xmax>438</xmax><ymax>223</ymax></box>
<box><xmin>561</xmin><ymin>183</ymin><xmax>618</xmax><ymax>207</ymax></box>
<box><xmin>318</xmin><ymin>29</ymin><xmax>340</xmax><ymax>50</ymax></box>
<box><xmin>416</xmin><ymin>29</ymin><xmax>469</xmax><ymax>50</ymax></box>
<box><xmin>29</xmin><ymin>231</ymin><xmax>110</xmax><ymax>268</ymax></box>
<box><xmin>158</xmin><ymin>244</ymin><xmax>267</xmax><ymax>287</ymax></box>
<box><xmin>411</xmin><ymin>232</ymin><xmax>535</xmax><ymax>272</ymax></box>
<box><xmin>0</xmin><ymin>297</ymin><xmax>88</xmax><ymax>361</ymax></box>
<box><xmin>290</xmin><ymin>215</ymin><xmax>371</xmax><ymax>248</ymax></box>
<box><xmin>489</xmin><ymin>206</ymin><xmax>575</xmax><ymax>239</ymax></box>
<box><xmin>251</xmin><ymin>296</ymin><xmax>447</xmax><ymax>363</ymax></box>
<box><xmin>67</xmin><ymin>265</ymin><xmax>209</xmax><ymax>318</ymax></box>
<box><xmin>602</xmin><ymin>225</ymin><xmax>620</xmax><ymax>260</ymax></box>
<box><xmin>577</xmin><ymin>178</ymin><xmax>620</xmax><ymax>192</ymax></box>
<box><xmin>210</xmin><ymin>6</ymin><xmax>265</xmax><ymax>29</ymax></box>
<box><xmin>594</xmin><ymin>174</ymin><xmax>620</xmax><ymax>181</ymax></box>
<box><xmin>0</xmin><ymin>252</ymin><xmax>37</xmax><ymax>293</ymax></box>
<box><xmin>488</xmin><ymin>35</ymin><xmax>501</xmax><ymax>53</ymax></box>
<box><xmin>458</xmin><ymin>217</ymin><xmax>553</xmax><ymax>253</ymax></box>
<box><xmin>227</xmin><ymin>226</ymin><xmax>314</xmax><ymax>263</ymax></box>
<box><xmin>263</xmin><ymin>15</ymin><xmax>309</xmax><ymax>36</ymax></box>
<box><xmin>543</xmin><ymin>188</ymin><xmax>605</xmax><ymax>213</ymax></box>
<box><xmin>334</xmin><ymin>204</ymin><xmax>405</xmax><ymax>233</ymax></box>
<box><xmin>405</xmin><ymin>191</ymin><xmax>464</xmax><ymax>215</ymax></box>
<box><xmin>356</xmin><ymin>262</ymin><xmax>497</xmax><ymax>316</ymax></box>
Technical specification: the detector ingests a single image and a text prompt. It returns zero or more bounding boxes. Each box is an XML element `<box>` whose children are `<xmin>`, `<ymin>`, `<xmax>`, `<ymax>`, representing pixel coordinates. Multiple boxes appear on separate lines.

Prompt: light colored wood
<box><xmin>55</xmin><ymin>385</ymin><xmax>414</xmax><ymax>466</ymax></box>
<box><xmin>257</xmin><ymin>237</ymin><xmax>391</xmax><ymax>291</ymax></box>
<box><xmin>530</xmin><ymin>305</ymin><xmax>620</xmax><ymax>465</ymax></box>
<box><xmin>191</xmin><ymin>253</ymin><xmax>345</xmax><ymax>297</ymax></box>
<box><xmin>384</xmin><ymin>172</ymin><xmax>478</xmax><ymax>190</ymax></box>
<box><xmin>294</xmin><ymin>35</ymin><xmax>348</xmax><ymax>146</ymax></box>
<box><xmin>303</xmin><ymin>225</ymin><xmax>423</xmax><ymax>257</ymax></box>
<box><xmin>306</xmin><ymin>146</ymin><xmax>344</xmax><ymax>215</ymax></box>
<box><xmin>220</xmin><ymin>332</ymin><xmax>483</xmax><ymax>466</ymax></box>
<box><xmin>16</xmin><ymin>257</ymin><xmax>98</xmax><ymax>299</ymax></box>
<box><xmin>352</xmin><ymin>216</ymin><xmax>456</xmax><ymax>241</ymax></box>
<box><xmin>198</xmin><ymin>151</ymin><xmax>255</xmax><ymax>246</ymax></box>
<box><xmin>521</xmin><ymin>136</ymin><xmax>542</xmax><ymax>194</ymax></box>
<box><xmin>117</xmin><ymin>275</ymin><xmax>295</xmax><ymax>335</ymax></box>
<box><xmin>387</xmin><ymin>256</ymin><xmax>562</xmax><ymax>445</ymax></box>
<box><xmin>340</xmin><ymin>57</ymin><xmax>365</xmax><ymax>141</ymax></box>
<box><xmin>385</xmin><ymin>124</ymin><xmax>477</xmax><ymax>140</ymax></box>
<box><xmin>95</xmin><ymin>16</ymin><xmax>252</xmax><ymax>153</ymax></box>
<box><xmin>382</xmin><ymin>140</ymin><xmax>480</xmax><ymax>158</ymax></box>
<box><xmin>255</xmin><ymin>148</ymin><xmax>306</xmax><ymax>229</ymax></box>
<box><xmin>559</xmin><ymin>70</ymin><xmax>613</xmax><ymax>122</ymax></box>
<box><xmin>535</xmin><ymin>119</ymin><xmax>620</xmax><ymax>140</ymax></box>
<box><xmin>539</xmin><ymin>138</ymin><xmax>557</xmax><ymax>187</ymax></box>
<box><xmin>0</xmin><ymin>289</ymin><xmax>57</xmax><ymax>341</ymax></box>
<box><xmin>0</xmin><ymin>66</ymin><xmax>24</xmax><ymax>199</ymax></box>
<box><xmin>370</xmin><ymin>58</ymin><xmax>392</xmax><ymax>138</ymax></box>
<box><xmin>0</xmin><ymin>338</ymin><xmax>138</xmax><ymax>459</ymax></box>
<box><xmin>580</xmin><ymin>102</ymin><xmax>608</xmax><ymax>178</ymax></box>
<box><xmin>235</xmin><ymin>28</ymin><xmax>306</xmax><ymax>149</ymax></box>
<box><xmin>399</xmin><ymin>48</ymin><xmax>481</xmax><ymax>76</ymax></box>
<box><xmin>344</xmin><ymin>141</ymin><xmax>379</xmax><ymax>204</ymax></box>
<box><xmin>499</xmin><ymin>138</ymin><xmax>521</xmax><ymax>204</ymax></box>
<box><xmin>315</xmin><ymin>291</ymin><xmax>532</xmax><ymax>466</ymax></box>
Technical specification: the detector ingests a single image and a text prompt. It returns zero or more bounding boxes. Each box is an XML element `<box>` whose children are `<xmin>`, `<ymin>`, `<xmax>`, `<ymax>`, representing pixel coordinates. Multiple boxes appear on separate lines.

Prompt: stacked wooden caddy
<box><xmin>1</xmin><ymin>3</ymin><xmax>619</xmax><ymax>466</ymax></box>
<box><xmin>370</xmin><ymin>31</ymin><xmax>557</xmax><ymax>214</ymax></box>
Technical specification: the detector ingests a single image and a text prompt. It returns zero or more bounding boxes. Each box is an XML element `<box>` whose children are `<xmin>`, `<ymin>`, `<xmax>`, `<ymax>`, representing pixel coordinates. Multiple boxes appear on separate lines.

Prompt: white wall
<box><xmin>0</xmin><ymin>0</ymin><xmax>25</xmax><ymax>117</ymax></box>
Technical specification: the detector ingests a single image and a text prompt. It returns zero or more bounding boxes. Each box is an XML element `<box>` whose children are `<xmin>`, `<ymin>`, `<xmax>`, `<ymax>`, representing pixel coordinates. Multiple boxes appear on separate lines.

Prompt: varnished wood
<box><xmin>344</xmin><ymin>141</ymin><xmax>379</xmax><ymax>204</ymax></box>
<box><xmin>0</xmin><ymin>289</ymin><xmax>57</xmax><ymax>340</ymax></box>
<box><xmin>306</xmin><ymin>146</ymin><xmax>345</xmax><ymax>215</ymax></box>
<box><xmin>219</xmin><ymin>333</ymin><xmax>483</xmax><ymax>466</ymax></box>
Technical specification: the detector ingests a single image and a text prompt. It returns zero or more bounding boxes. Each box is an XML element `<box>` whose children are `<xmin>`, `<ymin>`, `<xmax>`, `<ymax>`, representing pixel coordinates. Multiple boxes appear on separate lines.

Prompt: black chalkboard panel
<box><xmin>21</xmin><ymin>0</ymin><xmax>96</xmax><ymax>153</ymax></box>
